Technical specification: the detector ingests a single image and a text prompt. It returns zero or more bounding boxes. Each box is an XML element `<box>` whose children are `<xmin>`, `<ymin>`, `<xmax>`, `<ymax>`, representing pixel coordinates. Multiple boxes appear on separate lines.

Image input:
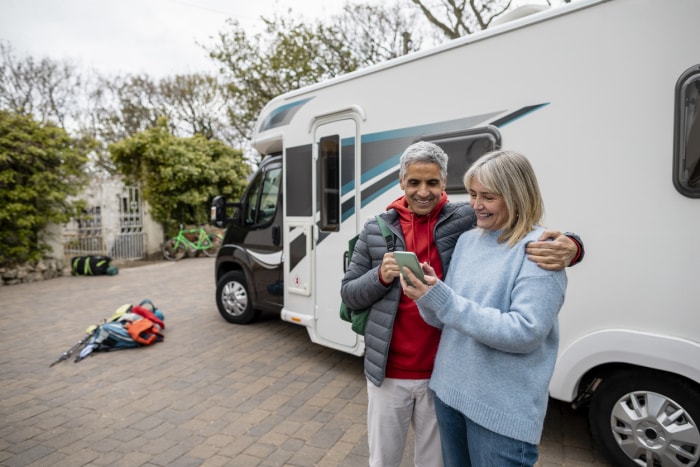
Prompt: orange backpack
<box><xmin>125</xmin><ymin>318</ymin><xmax>164</xmax><ymax>345</ymax></box>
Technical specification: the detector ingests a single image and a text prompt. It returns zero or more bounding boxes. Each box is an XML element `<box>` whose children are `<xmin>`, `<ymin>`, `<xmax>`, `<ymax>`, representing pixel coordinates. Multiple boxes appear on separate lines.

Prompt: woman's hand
<box><xmin>400</xmin><ymin>262</ymin><xmax>438</xmax><ymax>300</ymax></box>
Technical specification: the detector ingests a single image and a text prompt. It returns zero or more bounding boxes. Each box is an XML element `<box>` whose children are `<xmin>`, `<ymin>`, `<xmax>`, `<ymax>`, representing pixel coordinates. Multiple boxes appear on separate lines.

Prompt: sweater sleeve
<box><xmin>416</xmin><ymin>272</ymin><xmax>566</xmax><ymax>354</ymax></box>
<box><xmin>416</xmin><ymin>290</ymin><xmax>444</xmax><ymax>330</ymax></box>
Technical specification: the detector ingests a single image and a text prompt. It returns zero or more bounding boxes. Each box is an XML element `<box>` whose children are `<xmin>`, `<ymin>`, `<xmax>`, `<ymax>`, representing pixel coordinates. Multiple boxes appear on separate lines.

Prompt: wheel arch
<box><xmin>214</xmin><ymin>246</ymin><xmax>260</xmax><ymax>309</ymax></box>
<box><xmin>550</xmin><ymin>329</ymin><xmax>700</xmax><ymax>403</ymax></box>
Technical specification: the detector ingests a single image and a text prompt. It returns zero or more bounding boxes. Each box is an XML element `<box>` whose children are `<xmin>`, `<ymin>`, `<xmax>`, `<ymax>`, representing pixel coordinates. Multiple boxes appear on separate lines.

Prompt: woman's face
<box><xmin>469</xmin><ymin>176</ymin><xmax>509</xmax><ymax>231</ymax></box>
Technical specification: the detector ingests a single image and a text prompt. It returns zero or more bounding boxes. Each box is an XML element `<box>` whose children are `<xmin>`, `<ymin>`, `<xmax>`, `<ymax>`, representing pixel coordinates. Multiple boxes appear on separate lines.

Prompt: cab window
<box><xmin>245</xmin><ymin>166</ymin><xmax>281</xmax><ymax>225</ymax></box>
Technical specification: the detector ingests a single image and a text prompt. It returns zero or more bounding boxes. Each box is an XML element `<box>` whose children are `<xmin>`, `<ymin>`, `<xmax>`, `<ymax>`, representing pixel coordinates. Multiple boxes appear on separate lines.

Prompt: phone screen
<box><xmin>394</xmin><ymin>251</ymin><xmax>426</xmax><ymax>286</ymax></box>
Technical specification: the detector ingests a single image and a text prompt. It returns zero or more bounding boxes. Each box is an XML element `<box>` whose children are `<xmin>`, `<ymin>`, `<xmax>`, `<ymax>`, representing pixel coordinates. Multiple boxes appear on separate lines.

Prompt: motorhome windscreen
<box><xmin>425</xmin><ymin>127</ymin><xmax>501</xmax><ymax>194</ymax></box>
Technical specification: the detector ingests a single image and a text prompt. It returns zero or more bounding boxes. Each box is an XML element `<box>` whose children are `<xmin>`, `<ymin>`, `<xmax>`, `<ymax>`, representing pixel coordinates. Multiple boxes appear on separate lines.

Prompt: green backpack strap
<box><xmin>375</xmin><ymin>215</ymin><xmax>395</xmax><ymax>252</ymax></box>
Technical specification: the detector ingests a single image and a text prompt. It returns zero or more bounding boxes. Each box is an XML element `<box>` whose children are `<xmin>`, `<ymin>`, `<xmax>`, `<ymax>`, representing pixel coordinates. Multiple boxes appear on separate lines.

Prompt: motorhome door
<box><xmin>313</xmin><ymin>117</ymin><xmax>362</xmax><ymax>351</ymax></box>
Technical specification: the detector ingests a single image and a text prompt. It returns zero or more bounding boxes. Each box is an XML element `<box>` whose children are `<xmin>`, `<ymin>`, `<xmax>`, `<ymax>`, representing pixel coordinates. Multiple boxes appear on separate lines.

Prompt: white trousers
<box><xmin>367</xmin><ymin>378</ymin><xmax>443</xmax><ymax>467</ymax></box>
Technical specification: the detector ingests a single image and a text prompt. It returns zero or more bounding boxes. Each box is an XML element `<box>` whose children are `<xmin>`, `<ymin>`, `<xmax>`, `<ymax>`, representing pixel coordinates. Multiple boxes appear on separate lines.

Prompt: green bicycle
<box><xmin>162</xmin><ymin>225</ymin><xmax>223</xmax><ymax>261</ymax></box>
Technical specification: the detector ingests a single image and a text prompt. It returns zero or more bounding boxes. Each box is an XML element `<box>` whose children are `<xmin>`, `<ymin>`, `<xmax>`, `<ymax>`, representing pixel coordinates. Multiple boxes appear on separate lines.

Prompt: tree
<box><xmin>159</xmin><ymin>74</ymin><xmax>231</xmax><ymax>144</ymax></box>
<box><xmin>410</xmin><ymin>0</ymin><xmax>573</xmax><ymax>39</ymax></box>
<box><xmin>0</xmin><ymin>111</ymin><xmax>89</xmax><ymax>266</ymax></box>
<box><xmin>83</xmin><ymin>72</ymin><xmax>234</xmax><ymax>174</ymax></box>
<box><xmin>109</xmin><ymin>117</ymin><xmax>250</xmax><ymax>235</ymax></box>
<box><xmin>0</xmin><ymin>42</ymin><xmax>118</xmax><ymax>174</ymax></box>
<box><xmin>206</xmin><ymin>15</ymin><xmax>360</xmax><ymax>161</ymax></box>
<box><xmin>91</xmin><ymin>73</ymin><xmax>231</xmax><ymax>143</ymax></box>
<box><xmin>411</xmin><ymin>0</ymin><xmax>513</xmax><ymax>38</ymax></box>
<box><xmin>0</xmin><ymin>41</ymin><xmax>85</xmax><ymax>131</ymax></box>
<box><xmin>203</xmin><ymin>2</ymin><xmax>444</xmax><ymax>160</ymax></box>
<box><xmin>90</xmin><ymin>74</ymin><xmax>161</xmax><ymax>145</ymax></box>
<box><xmin>332</xmin><ymin>2</ymin><xmax>425</xmax><ymax>67</ymax></box>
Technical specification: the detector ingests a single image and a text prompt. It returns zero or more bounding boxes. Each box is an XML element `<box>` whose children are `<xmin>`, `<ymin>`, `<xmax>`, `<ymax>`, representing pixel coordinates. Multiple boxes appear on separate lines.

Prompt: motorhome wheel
<box><xmin>216</xmin><ymin>271</ymin><xmax>258</xmax><ymax>324</ymax></box>
<box><xmin>589</xmin><ymin>369</ymin><xmax>700</xmax><ymax>467</ymax></box>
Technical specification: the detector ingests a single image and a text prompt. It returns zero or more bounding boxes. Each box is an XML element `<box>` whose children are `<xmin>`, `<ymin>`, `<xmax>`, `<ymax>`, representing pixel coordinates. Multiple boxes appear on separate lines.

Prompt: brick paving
<box><xmin>0</xmin><ymin>257</ymin><xmax>612</xmax><ymax>466</ymax></box>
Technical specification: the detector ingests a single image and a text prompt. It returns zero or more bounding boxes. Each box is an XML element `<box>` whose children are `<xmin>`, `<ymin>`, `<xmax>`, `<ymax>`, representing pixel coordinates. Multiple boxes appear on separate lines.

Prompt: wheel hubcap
<box><xmin>222</xmin><ymin>281</ymin><xmax>247</xmax><ymax>317</ymax></box>
<box><xmin>611</xmin><ymin>391</ymin><xmax>700</xmax><ymax>466</ymax></box>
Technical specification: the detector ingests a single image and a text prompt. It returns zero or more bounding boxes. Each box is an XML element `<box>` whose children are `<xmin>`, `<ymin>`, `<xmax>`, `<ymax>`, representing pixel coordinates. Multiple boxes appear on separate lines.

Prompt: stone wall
<box><xmin>0</xmin><ymin>259</ymin><xmax>67</xmax><ymax>286</ymax></box>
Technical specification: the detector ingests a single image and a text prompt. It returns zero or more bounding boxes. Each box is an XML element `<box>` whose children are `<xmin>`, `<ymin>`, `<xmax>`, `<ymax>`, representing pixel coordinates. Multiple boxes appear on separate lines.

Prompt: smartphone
<box><xmin>394</xmin><ymin>251</ymin><xmax>427</xmax><ymax>286</ymax></box>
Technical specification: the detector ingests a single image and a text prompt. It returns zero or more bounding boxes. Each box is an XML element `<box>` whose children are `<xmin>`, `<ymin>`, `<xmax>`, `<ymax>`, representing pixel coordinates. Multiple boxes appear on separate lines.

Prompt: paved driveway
<box><xmin>0</xmin><ymin>257</ymin><xmax>611</xmax><ymax>466</ymax></box>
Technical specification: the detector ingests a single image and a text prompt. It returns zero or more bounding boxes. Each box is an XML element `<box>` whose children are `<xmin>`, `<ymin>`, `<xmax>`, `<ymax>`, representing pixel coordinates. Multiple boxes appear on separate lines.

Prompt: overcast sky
<box><xmin>0</xmin><ymin>0</ymin><xmax>553</xmax><ymax>78</ymax></box>
<box><xmin>0</xmin><ymin>0</ymin><xmax>354</xmax><ymax>77</ymax></box>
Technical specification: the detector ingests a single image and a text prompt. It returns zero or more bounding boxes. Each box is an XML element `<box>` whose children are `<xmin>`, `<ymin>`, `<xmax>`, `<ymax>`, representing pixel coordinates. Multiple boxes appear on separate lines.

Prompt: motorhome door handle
<box><xmin>272</xmin><ymin>225</ymin><xmax>280</xmax><ymax>246</ymax></box>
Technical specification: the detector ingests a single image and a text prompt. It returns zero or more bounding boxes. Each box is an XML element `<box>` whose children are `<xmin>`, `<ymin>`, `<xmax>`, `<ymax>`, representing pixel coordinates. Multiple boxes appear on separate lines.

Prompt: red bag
<box><xmin>130</xmin><ymin>305</ymin><xmax>165</xmax><ymax>329</ymax></box>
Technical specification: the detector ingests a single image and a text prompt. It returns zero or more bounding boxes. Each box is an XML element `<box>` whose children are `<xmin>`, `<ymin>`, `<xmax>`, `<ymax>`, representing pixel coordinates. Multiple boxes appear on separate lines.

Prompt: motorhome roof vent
<box><xmin>490</xmin><ymin>4</ymin><xmax>549</xmax><ymax>27</ymax></box>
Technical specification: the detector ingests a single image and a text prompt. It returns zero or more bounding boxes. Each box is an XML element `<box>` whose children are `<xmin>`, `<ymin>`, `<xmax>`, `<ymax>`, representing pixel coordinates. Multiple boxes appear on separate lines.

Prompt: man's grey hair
<box><xmin>399</xmin><ymin>141</ymin><xmax>448</xmax><ymax>181</ymax></box>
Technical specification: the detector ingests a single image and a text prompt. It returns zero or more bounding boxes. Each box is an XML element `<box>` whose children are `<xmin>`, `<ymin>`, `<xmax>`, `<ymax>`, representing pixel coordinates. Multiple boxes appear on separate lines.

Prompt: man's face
<box><xmin>399</xmin><ymin>162</ymin><xmax>446</xmax><ymax>216</ymax></box>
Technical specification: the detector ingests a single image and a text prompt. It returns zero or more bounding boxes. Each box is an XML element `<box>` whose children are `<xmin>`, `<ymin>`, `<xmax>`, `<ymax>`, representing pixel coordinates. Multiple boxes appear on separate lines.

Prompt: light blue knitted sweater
<box><xmin>416</xmin><ymin>227</ymin><xmax>567</xmax><ymax>445</ymax></box>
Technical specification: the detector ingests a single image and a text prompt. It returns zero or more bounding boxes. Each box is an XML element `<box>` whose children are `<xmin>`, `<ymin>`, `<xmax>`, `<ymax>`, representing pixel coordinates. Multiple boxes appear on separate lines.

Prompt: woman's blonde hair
<box><xmin>463</xmin><ymin>150</ymin><xmax>544</xmax><ymax>246</ymax></box>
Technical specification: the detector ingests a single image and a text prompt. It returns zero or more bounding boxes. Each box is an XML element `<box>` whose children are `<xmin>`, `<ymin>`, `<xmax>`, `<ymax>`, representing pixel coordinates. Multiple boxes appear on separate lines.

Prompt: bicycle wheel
<box><xmin>201</xmin><ymin>234</ymin><xmax>223</xmax><ymax>257</ymax></box>
<box><xmin>162</xmin><ymin>239</ymin><xmax>186</xmax><ymax>261</ymax></box>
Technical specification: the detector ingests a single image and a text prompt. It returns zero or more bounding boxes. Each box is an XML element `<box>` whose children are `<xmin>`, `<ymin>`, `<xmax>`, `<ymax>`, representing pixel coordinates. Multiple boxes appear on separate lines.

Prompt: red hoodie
<box><xmin>384</xmin><ymin>192</ymin><xmax>447</xmax><ymax>380</ymax></box>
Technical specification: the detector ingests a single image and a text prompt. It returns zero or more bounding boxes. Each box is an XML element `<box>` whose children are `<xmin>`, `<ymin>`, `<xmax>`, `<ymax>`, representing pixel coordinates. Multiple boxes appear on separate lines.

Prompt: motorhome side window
<box><xmin>244</xmin><ymin>167</ymin><xmax>281</xmax><ymax>225</ymax></box>
<box><xmin>427</xmin><ymin>128</ymin><xmax>501</xmax><ymax>193</ymax></box>
<box><xmin>674</xmin><ymin>66</ymin><xmax>700</xmax><ymax>198</ymax></box>
<box><xmin>319</xmin><ymin>135</ymin><xmax>340</xmax><ymax>232</ymax></box>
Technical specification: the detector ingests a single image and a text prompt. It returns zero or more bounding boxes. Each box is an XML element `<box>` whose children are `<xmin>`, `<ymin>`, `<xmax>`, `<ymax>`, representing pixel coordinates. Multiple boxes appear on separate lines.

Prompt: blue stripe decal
<box><xmin>341</xmin><ymin>136</ymin><xmax>356</xmax><ymax>196</ymax></box>
<box><xmin>491</xmin><ymin>103</ymin><xmax>549</xmax><ymax>128</ymax></box>
<box><xmin>336</xmin><ymin>106</ymin><xmax>546</xmax><ymax>224</ymax></box>
<box><xmin>259</xmin><ymin>97</ymin><xmax>314</xmax><ymax>132</ymax></box>
<box><xmin>342</xmin><ymin>205</ymin><xmax>355</xmax><ymax>222</ymax></box>
<box><xmin>362</xmin><ymin>153</ymin><xmax>401</xmax><ymax>185</ymax></box>
<box><xmin>361</xmin><ymin>112</ymin><xmax>501</xmax><ymax>144</ymax></box>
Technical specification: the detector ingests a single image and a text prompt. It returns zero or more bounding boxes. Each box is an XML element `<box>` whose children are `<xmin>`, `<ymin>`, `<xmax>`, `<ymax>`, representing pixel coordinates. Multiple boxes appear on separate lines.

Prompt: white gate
<box><xmin>111</xmin><ymin>185</ymin><xmax>145</xmax><ymax>260</ymax></box>
<box><xmin>63</xmin><ymin>206</ymin><xmax>106</xmax><ymax>256</ymax></box>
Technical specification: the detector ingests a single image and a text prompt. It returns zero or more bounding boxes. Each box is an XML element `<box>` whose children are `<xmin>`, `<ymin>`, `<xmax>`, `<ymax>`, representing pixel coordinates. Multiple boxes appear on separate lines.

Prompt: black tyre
<box><xmin>215</xmin><ymin>271</ymin><xmax>259</xmax><ymax>324</ymax></box>
<box><xmin>162</xmin><ymin>239</ymin><xmax>186</xmax><ymax>261</ymax></box>
<box><xmin>589</xmin><ymin>369</ymin><xmax>700</xmax><ymax>467</ymax></box>
<box><xmin>201</xmin><ymin>234</ymin><xmax>222</xmax><ymax>258</ymax></box>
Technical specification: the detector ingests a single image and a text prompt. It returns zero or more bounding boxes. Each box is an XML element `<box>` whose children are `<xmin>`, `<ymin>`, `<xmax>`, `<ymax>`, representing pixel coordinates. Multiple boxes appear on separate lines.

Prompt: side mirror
<box><xmin>211</xmin><ymin>196</ymin><xmax>227</xmax><ymax>228</ymax></box>
<box><xmin>211</xmin><ymin>196</ymin><xmax>242</xmax><ymax>228</ymax></box>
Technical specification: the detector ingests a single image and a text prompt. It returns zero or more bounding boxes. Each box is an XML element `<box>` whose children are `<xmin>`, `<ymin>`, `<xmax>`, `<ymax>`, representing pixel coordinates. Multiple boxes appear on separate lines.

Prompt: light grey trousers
<box><xmin>367</xmin><ymin>378</ymin><xmax>443</xmax><ymax>467</ymax></box>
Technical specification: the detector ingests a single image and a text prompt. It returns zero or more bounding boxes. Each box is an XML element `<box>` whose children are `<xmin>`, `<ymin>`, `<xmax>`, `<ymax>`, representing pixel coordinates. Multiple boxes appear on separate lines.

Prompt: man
<box><xmin>340</xmin><ymin>141</ymin><xmax>582</xmax><ymax>467</ymax></box>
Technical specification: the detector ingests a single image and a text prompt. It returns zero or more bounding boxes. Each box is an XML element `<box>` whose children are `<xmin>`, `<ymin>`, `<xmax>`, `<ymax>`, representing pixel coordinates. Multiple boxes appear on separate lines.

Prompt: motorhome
<box><xmin>211</xmin><ymin>0</ymin><xmax>700</xmax><ymax>465</ymax></box>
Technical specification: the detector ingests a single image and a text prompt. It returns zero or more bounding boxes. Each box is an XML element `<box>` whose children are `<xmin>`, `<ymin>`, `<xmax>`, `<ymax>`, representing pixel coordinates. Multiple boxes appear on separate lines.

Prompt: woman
<box><xmin>400</xmin><ymin>149</ymin><xmax>567</xmax><ymax>466</ymax></box>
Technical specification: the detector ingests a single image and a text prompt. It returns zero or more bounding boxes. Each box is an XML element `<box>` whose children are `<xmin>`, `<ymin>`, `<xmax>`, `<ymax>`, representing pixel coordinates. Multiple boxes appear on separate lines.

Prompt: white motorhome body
<box><xmin>213</xmin><ymin>0</ymin><xmax>700</xmax><ymax>464</ymax></box>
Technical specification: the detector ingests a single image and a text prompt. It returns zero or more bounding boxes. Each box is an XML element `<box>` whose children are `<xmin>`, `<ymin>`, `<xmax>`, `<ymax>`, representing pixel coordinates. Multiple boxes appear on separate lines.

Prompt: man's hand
<box><xmin>525</xmin><ymin>230</ymin><xmax>578</xmax><ymax>271</ymax></box>
<box><xmin>379</xmin><ymin>252</ymin><xmax>401</xmax><ymax>284</ymax></box>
